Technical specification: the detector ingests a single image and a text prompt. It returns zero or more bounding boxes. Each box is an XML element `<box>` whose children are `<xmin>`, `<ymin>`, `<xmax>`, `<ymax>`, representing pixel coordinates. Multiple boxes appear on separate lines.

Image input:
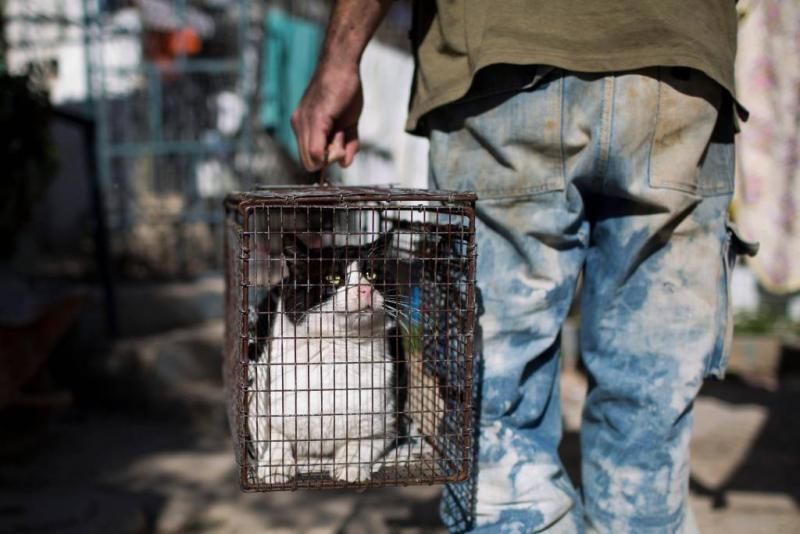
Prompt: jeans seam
<box><xmin>706</xmin><ymin>220</ymin><xmax>735</xmax><ymax>378</ymax></box>
<box><xmin>471</xmin><ymin>184</ymin><xmax>564</xmax><ymax>199</ymax></box>
<box><xmin>560</xmin><ymin>72</ymin><xmax>567</xmax><ymax>186</ymax></box>
<box><xmin>598</xmin><ymin>75</ymin><xmax>615</xmax><ymax>187</ymax></box>
<box><xmin>646</xmin><ymin>67</ymin><xmax>663</xmax><ymax>190</ymax></box>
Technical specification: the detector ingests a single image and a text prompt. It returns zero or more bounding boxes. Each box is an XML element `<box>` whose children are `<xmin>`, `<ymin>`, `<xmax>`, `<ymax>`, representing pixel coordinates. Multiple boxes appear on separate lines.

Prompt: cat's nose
<box><xmin>359</xmin><ymin>284</ymin><xmax>372</xmax><ymax>301</ymax></box>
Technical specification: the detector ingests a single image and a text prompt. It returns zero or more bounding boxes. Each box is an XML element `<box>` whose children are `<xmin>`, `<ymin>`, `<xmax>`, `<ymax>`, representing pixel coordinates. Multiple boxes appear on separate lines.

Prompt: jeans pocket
<box><xmin>428</xmin><ymin>72</ymin><xmax>565</xmax><ymax>200</ymax></box>
<box><xmin>705</xmin><ymin>220</ymin><xmax>760</xmax><ymax>379</ymax></box>
<box><xmin>649</xmin><ymin>67</ymin><xmax>728</xmax><ymax>196</ymax></box>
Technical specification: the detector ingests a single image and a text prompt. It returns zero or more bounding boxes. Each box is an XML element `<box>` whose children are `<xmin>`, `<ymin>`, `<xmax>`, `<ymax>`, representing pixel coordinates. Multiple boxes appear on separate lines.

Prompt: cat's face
<box><xmin>280</xmin><ymin>235</ymin><xmax>396</xmax><ymax>336</ymax></box>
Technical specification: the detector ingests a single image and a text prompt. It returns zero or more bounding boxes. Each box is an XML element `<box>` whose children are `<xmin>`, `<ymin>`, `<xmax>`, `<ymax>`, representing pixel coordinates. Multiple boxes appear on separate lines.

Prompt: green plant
<box><xmin>402</xmin><ymin>322</ymin><xmax>423</xmax><ymax>357</ymax></box>
<box><xmin>734</xmin><ymin>309</ymin><xmax>800</xmax><ymax>337</ymax></box>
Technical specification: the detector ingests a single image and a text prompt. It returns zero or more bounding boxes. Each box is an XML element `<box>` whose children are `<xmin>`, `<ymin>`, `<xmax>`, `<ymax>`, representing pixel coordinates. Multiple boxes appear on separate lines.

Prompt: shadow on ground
<box><xmin>1</xmin><ymin>329</ymin><xmax>797</xmax><ymax>532</ymax></box>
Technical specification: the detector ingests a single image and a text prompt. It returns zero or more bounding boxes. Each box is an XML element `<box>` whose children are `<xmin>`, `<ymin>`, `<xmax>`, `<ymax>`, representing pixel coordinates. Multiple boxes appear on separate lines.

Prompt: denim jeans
<box><xmin>427</xmin><ymin>67</ymin><xmax>757</xmax><ymax>533</ymax></box>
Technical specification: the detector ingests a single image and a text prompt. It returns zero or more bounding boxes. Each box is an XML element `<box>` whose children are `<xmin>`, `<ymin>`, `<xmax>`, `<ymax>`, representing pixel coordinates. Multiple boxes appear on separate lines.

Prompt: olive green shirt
<box><xmin>407</xmin><ymin>0</ymin><xmax>738</xmax><ymax>132</ymax></box>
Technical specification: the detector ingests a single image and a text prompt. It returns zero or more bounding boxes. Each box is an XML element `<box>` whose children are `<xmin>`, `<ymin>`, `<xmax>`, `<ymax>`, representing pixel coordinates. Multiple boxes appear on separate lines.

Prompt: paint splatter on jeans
<box><xmin>427</xmin><ymin>67</ymin><xmax>757</xmax><ymax>533</ymax></box>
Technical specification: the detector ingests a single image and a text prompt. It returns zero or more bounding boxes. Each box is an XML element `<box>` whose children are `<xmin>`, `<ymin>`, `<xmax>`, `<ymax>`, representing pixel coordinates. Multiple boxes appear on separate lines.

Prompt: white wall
<box><xmin>5</xmin><ymin>0</ymin><xmax>143</xmax><ymax>104</ymax></box>
<box><xmin>339</xmin><ymin>40</ymin><xmax>429</xmax><ymax>190</ymax></box>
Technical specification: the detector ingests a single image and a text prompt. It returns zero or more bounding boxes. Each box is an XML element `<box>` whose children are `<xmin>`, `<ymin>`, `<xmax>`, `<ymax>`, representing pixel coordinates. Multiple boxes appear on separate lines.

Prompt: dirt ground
<box><xmin>2</xmin><ymin>353</ymin><xmax>797</xmax><ymax>534</ymax></box>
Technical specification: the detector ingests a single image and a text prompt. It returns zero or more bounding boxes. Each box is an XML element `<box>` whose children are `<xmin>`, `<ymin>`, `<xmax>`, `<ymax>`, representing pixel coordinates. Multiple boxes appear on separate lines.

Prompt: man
<box><xmin>291</xmin><ymin>1</ymin><xmax>757</xmax><ymax>532</ymax></box>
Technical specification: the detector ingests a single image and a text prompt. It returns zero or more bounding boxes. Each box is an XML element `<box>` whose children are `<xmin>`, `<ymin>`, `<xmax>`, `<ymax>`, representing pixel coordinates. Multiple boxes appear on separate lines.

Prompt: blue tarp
<box><xmin>260</xmin><ymin>10</ymin><xmax>322</xmax><ymax>161</ymax></box>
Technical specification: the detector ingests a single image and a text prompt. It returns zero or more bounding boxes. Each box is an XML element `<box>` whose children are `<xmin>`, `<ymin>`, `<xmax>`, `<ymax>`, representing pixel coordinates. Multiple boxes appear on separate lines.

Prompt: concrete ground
<box><xmin>1</xmin><ymin>276</ymin><xmax>797</xmax><ymax>532</ymax></box>
<box><xmin>2</xmin><ymin>356</ymin><xmax>797</xmax><ymax>533</ymax></box>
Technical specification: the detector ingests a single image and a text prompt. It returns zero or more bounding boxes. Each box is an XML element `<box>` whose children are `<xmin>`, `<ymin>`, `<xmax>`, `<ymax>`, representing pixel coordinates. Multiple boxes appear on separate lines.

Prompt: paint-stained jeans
<box><xmin>427</xmin><ymin>67</ymin><xmax>758</xmax><ymax>533</ymax></box>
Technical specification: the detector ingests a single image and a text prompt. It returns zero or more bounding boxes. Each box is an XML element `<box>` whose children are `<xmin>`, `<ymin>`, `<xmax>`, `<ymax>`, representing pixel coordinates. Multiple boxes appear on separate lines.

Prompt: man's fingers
<box><xmin>291</xmin><ymin>70</ymin><xmax>362</xmax><ymax>171</ymax></box>
<box><xmin>342</xmin><ymin>124</ymin><xmax>359</xmax><ymax>168</ymax></box>
<box><xmin>291</xmin><ymin>111</ymin><xmax>313</xmax><ymax>171</ymax></box>
<box><xmin>291</xmin><ymin>108</ymin><xmax>332</xmax><ymax>171</ymax></box>
<box><xmin>306</xmin><ymin>118</ymin><xmax>329</xmax><ymax>171</ymax></box>
<box><xmin>324</xmin><ymin>126</ymin><xmax>359</xmax><ymax>168</ymax></box>
<box><xmin>300</xmin><ymin>126</ymin><xmax>314</xmax><ymax>171</ymax></box>
<box><xmin>326</xmin><ymin>131</ymin><xmax>347</xmax><ymax>166</ymax></box>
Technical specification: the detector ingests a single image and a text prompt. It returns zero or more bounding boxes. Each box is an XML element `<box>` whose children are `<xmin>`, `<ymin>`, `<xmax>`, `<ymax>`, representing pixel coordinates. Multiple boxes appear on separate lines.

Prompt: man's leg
<box><xmin>427</xmin><ymin>70</ymin><xmax>590</xmax><ymax>533</ymax></box>
<box><xmin>578</xmin><ymin>68</ymin><xmax>752</xmax><ymax>532</ymax></box>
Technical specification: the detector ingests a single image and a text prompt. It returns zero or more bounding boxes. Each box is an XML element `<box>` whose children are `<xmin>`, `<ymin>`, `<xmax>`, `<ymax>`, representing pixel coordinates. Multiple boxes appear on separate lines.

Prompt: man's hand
<box><xmin>291</xmin><ymin>65</ymin><xmax>362</xmax><ymax>172</ymax></box>
<box><xmin>289</xmin><ymin>0</ymin><xmax>393</xmax><ymax>172</ymax></box>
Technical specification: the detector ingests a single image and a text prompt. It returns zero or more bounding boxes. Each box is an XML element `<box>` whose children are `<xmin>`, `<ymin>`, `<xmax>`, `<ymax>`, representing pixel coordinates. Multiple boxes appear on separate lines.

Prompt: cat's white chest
<box><xmin>257</xmin><ymin>317</ymin><xmax>394</xmax><ymax>458</ymax></box>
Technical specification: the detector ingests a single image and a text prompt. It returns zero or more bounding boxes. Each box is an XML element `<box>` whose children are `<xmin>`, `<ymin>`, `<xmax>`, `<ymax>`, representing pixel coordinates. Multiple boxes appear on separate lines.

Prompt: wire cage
<box><xmin>223</xmin><ymin>186</ymin><xmax>478</xmax><ymax>490</ymax></box>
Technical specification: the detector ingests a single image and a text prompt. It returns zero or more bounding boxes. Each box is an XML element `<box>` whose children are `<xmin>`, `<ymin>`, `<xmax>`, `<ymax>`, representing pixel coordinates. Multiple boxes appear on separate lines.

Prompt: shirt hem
<box><xmin>406</xmin><ymin>48</ymin><xmax>741</xmax><ymax>134</ymax></box>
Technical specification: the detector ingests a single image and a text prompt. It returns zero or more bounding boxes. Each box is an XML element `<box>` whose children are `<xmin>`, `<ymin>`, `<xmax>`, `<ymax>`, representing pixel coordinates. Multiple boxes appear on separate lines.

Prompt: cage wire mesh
<box><xmin>224</xmin><ymin>187</ymin><xmax>477</xmax><ymax>490</ymax></box>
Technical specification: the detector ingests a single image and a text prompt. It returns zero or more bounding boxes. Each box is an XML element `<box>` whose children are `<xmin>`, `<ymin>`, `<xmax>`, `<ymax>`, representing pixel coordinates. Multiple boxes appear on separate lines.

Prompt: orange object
<box><xmin>144</xmin><ymin>28</ymin><xmax>203</xmax><ymax>68</ymax></box>
<box><xmin>168</xmin><ymin>28</ymin><xmax>202</xmax><ymax>56</ymax></box>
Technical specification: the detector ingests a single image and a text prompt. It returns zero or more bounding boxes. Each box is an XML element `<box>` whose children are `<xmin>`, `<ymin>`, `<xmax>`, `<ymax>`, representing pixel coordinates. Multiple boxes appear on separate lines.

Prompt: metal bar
<box><xmin>146</xmin><ymin>62</ymin><xmax>163</xmax><ymax>149</ymax></box>
<box><xmin>226</xmin><ymin>189</ymin><xmax>478</xmax><ymax>209</ymax></box>
<box><xmin>83</xmin><ymin>0</ymin><xmax>121</xmax><ymax>229</ymax></box>
<box><xmin>237</xmin><ymin>0</ymin><xmax>253</xmax><ymax>184</ymax></box>
<box><xmin>75</xmin><ymin>0</ymin><xmax>119</xmax><ymax>336</ymax></box>
<box><xmin>174</xmin><ymin>0</ymin><xmax>188</xmax><ymax>69</ymax></box>
<box><xmin>95</xmin><ymin>59</ymin><xmax>240</xmax><ymax>76</ymax></box>
<box><xmin>460</xmin><ymin>202</ymin><xmax>478</xmax><ymax>480</ymax></box>
<box><xmin>85</xmin><ymin>113</ymin><xmax>118</xmax><ymax>337</ymax></box>
<box><xmin>81</xmin><ymin>0</ymin><xmax>94</xmax><ymax>112</ymax></box>
<box><xmin>106</xmin><ymin>139</ymin><xmax>239</xmax><ymax>158</ymax></box>
<box><xmin>239</xmin><ymin>205</ymin><xmax>253</xmax><ymax>488</ymax></box>
<box><xmin>5</xmin><ymin>13</ymin><xmax>93</xmax><ymax>26</ymax></box>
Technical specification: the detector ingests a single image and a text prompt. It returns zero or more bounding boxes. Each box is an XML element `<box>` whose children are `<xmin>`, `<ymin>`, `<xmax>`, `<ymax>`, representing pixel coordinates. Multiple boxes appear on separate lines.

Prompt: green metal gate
<box><xmin>82</xmin><ymin>0</ymin><xmax>255</xmax><ymax>278</ymax></box>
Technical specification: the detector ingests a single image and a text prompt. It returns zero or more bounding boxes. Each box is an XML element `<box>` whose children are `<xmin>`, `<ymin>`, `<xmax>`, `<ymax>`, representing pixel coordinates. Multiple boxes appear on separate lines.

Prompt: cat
<box><xmin>247</xmin><ymin>232</ymin><xmax>403</xmax><ymax>484</ymax></box>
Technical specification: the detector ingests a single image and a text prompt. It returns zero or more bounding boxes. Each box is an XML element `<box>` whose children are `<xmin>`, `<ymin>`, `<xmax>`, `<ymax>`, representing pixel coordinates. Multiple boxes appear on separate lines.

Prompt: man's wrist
<box><xmin>317</xmin><ymin>33</ymin><xmax>363</xmax><ymax>77</ymax></box>
<box><xmin>314</xmin><ymin>58</ymin><xmax>359</xmax><ymax>88</ymax></box>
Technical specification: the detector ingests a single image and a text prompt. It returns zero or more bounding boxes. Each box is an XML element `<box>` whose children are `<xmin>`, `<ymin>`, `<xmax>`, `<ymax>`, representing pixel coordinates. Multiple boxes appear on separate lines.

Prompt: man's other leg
<box><xmin>428</xmin><ymin>71</ymin><xmax>590</xmax><ymax>533</ymax></box>
<box><xmin>579</xmin><ymin>68</ymin><xmax>751</xmax><ymax>533</ymax></box>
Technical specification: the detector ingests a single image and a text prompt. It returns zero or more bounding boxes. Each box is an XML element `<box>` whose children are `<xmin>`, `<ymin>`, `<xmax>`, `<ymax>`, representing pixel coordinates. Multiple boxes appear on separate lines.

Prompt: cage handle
<box><xmin>318</xmin><ymin>147</ymin><xmax>331</xmax><ymax>187</ymax></box>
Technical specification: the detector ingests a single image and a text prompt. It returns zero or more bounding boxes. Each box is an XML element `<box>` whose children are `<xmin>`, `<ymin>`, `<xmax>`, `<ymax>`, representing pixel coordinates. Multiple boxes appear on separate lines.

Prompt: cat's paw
<box><xmin>333</xmin><ymin>462</ymin><xmax>373</xmax><ymax>483</ymax></box>
<box><xmin>255</xmin><ymin>463</ymin><xmax>296</xmax><ymax>484</ymax></box>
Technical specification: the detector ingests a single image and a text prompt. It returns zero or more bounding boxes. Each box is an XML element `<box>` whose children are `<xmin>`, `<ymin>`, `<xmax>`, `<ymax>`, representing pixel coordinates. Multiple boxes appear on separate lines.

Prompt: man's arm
<box><xmin>291</xmin><ymin>0</ymin><xmax>393</xmax><ymax>172</ymax></box>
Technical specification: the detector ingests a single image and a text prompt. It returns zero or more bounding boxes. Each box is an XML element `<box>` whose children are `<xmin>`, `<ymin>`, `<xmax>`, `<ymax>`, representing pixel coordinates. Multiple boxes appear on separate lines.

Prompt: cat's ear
<box><xmin>282</xmin><ymin>235</ymin><xmax>309</xmax><ymax>263</ymax></box>
<box><xmin>367</xmin><ymin>229</ymin><xmax>394</xmax><ymax>257</ymax></box>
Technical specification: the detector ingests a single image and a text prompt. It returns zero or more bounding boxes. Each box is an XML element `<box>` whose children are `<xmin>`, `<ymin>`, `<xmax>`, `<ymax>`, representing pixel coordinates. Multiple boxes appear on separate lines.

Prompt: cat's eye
<box><xmin>325</xmin><ymin>274</ymin><xmax>342</xmax><ymax>285</ymax></box>
<box><xmin>365</xmin><ymin>271</ymin><xmax>377</xmax><ymax>281</ymax></box>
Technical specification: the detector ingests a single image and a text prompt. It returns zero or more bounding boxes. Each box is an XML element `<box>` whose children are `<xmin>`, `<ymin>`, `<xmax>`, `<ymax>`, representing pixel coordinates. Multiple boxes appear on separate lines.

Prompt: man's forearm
<box><xmin>292</xmin><ymin>0</ymin><xmax>392</xmax><ymax>171</ymax></box>
<box><xmin>317</xmin><ymin>0</ymin><xmax>394</xmax><ymax>74</ymax></box>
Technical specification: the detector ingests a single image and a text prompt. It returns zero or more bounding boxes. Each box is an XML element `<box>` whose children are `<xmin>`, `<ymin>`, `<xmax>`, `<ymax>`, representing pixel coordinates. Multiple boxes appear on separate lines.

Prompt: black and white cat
<box><xmin>248</xmin><ymin>233</ymin><xmax>402</xmax><ymax>483</ymax></box>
